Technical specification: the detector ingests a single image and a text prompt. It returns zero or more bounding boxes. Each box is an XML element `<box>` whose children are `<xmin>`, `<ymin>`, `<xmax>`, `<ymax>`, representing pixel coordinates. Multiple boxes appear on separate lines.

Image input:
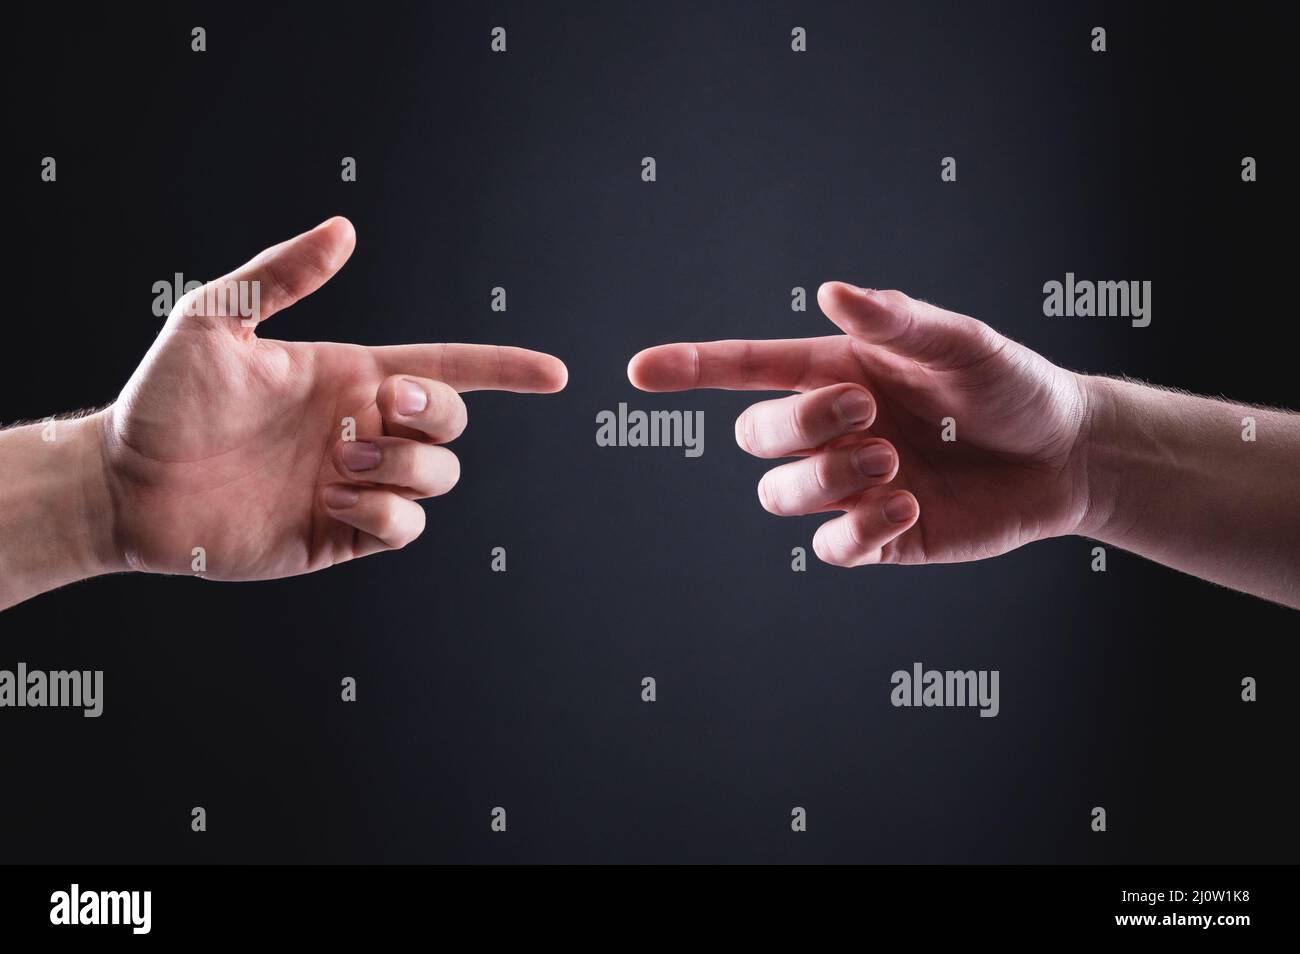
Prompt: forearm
<box><xmin>0</xmin><ymin>410</ymin><xmax>123</xmax><ymax>611</ymax></box>
<box><xmin>1078</xmin><ymin>375</ymin><xmax>1300</xmax><ymax>608</ymax></box>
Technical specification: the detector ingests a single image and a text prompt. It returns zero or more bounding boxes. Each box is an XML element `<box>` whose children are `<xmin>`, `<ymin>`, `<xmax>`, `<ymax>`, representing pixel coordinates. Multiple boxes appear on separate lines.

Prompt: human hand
<box><xmin>628</xmin><ymin>283</ymin><xmax>1090</xmax><ymax>567</ymax></box>
<box><xmin>93</xmin><ymin>217</ymin><xmax>566</xmax><ymax>581</ymax></box>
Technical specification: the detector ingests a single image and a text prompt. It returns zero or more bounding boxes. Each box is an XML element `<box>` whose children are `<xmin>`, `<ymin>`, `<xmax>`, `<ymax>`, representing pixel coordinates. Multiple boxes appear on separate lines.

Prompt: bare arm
<box><xmin>0</xmin><ymin>217</ymin><xmax>567</xmax><ymax>612</ymax></box>
<box><xmin>630</xmin><ymin>282</ymin><xmax>1300</xmax><ymax>609</ymax></box>
<box><xmin>0</xmin><ymin>414</ymin><xmax>120</xmax><ymax>610</ymax></box>
<box><xmin>1079</xmin><ymin>376</ymin><xmax>1300</xmax><ymax>608</ymax></box>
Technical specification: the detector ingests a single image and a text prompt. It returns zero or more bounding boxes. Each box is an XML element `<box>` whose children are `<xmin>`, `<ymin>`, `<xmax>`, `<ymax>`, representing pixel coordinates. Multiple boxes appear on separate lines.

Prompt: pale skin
<box><xmin>2</xmin><ymin>245</ymin><xmax>1297</xmax><ymax>611</ymax></box>
<box><xmin>0</xmin><ymin>217</ymin><xmax>568</xmax><ymax>610</ymax></box>
<box><xmin>628</xmin><ymin>283</ymin><xmax>1300</xmax><ymax>609</ymax></box>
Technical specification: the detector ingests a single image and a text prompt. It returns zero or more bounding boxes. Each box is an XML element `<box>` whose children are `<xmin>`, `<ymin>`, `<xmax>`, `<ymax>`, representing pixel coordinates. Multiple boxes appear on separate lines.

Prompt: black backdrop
<box><xmin>5</xmin><ymin>1</ymin><xmax>1294</xmax><ymax>864</ymax></box>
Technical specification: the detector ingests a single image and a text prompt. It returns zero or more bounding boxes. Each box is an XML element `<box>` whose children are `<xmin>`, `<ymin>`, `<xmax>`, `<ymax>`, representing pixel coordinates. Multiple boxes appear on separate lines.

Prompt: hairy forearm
<box><xmin>0</xmin><ymin>410</ymin><xmax>122</xmax><ymax>610</ymax></box>
<box><xmin>1077</xmin><ymin>375</ymin><xmax>1300</xmax><ymax>608</ymax></box>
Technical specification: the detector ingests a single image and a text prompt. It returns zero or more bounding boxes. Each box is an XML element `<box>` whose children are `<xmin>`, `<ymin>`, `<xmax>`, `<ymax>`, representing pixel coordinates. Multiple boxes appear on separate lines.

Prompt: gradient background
<box><xmin>5</xmin><ymin>1</ymin><xmax>1294</xmax><ymax>863</ymax></box>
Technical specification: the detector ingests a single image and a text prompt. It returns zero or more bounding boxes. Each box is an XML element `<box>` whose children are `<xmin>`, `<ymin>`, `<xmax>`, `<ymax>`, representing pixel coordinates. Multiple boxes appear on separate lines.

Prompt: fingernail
<box><xmin>396</xmin><ymin>380</ymin><xmax>428</xmax><ymax>416</ymax></box>
<box><xmin>342</xmin><ymin>441</ymin><xmax>380</xmax><ymax>472</ymax></box>
<box><xmin>853</xmin><ymin>444</ymin><xmax>894</xmax><ymax>477</ymax></box>
<box><xmin>883</xmin><ymin>493</ymin><xmax>916</xmax><ymax>523</ymax></box>
<box><xmin>324</xmin><ymin>485</ymin><xmax>360</xmax><ymax>510</ymax></box>
<box><xmin>833</xmin><ymin>390</ymin><xmax>874</xmax><ymax>425</ymax></box>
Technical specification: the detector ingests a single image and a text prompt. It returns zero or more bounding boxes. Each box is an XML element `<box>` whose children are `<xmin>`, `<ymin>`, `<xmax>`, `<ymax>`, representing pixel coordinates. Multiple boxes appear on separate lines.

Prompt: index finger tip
<box><xmin>507</xmin><ymin>350</ymin><xmax>568</xmax><ymax>393</ymax></box>
<box><xmin>627</xmin><ymin>344</ymin><xmax>690</xmax><ymax>392</ymax></box>
<box><xmin>541</xmin><ymin>355</ymin><xmax>568</xmax><ymax>392</ymax></box>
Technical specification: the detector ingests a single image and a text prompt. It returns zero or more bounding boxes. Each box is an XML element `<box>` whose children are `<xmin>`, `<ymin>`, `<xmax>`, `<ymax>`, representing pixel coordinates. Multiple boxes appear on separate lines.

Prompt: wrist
<box><xmin>1071</xmin><ymin>373</ymin><xmax>1124</xmax><ymax>542</ymax></box>
<box><xmin>72</xmin><ymin>409</ymin><xmax>128</xmax><ymax>578</ymax></box>
<box><xmin>0</xmin><ymin>409</ymin><xmax>126</xmax><ymax>610</ymax></box>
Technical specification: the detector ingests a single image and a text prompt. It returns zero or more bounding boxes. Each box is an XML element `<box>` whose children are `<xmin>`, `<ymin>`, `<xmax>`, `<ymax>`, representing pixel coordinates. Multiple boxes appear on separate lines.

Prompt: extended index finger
<box><xmin>371</xmin><ymin>344</ymin><xmax>568</xmax><ymax>393</ymax></box>
<box><xmin>627</xmin><ymin>338</ymin><xmax>836</xmax><ymax>392</ymax></box>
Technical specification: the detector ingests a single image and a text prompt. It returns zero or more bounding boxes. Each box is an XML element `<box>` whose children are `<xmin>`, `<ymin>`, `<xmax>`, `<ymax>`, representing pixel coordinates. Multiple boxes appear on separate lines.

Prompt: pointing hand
<box><xmin>100</xmin><ymin>217</ymin><xmax>567</xmax><ymax>580</ymax></box>
<box><xmin>629</xmin><ymin>283</ymin><xmax>1088</xmax><ymax>567</ymax></box>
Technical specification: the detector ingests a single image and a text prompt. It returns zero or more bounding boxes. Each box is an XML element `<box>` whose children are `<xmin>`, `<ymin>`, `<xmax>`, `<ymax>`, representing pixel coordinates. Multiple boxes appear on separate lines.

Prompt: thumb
<box><xmin>198</xmin><ymin>216</ymin><xmax>356</xmax><ymax>331</ymax></box>
<box><xmin>817</xmin><ymin>282</ymin><xmax>1001</xmax><ymax>370</ymax></box>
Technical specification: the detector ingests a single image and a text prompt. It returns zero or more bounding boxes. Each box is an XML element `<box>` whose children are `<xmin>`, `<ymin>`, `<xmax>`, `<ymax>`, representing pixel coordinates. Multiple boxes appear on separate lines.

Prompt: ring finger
<box><xmin>335</xmin><ymin>436</ymin><xmax>461</xmax><ymax>499</ymax></box>
<box><xmin>757</xmin><ymin>439</ymin><xmax>899</xmax><ymax>516</ymax></box>
<box><xmin>735</xmin><ymin>382</ymin><xmax>877</xmax><ymax>459</ymax></box>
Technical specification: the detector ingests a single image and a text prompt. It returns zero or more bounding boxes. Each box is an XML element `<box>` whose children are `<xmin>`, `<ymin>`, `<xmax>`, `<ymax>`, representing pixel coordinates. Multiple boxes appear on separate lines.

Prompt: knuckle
<box><xmin>410</xmin><ymin>506</ymin><xmax>428</xmax><ymax>540</ymax></box>
<box><xmin>789</xmin><ymin>399</ymin><xmax>816</xmax><ymax>447</ymax></box>
<box><xmin>810</xmin><ymin>454</ymin><xmax>835</xmax><ymax>496</ymax></box>
<box><xmin>392</xmin><ymin>445</ymin><xmax>422</xmax><ymax>486</ymax></box>
<box><xmin>430</xmin><ymin>451</ymin><xmax>461</xmax><ymax>495</ymax></box>
<box><xmin>429</xmin><ymin>384</ymin><xmax>467</xmax><ymax>438</ymax></box>
<box><xmin>170</xmin><ymin>287</ymin><xmax>199</xmax><ymax>319</ymax></box>
<box><xmin>374</xmin><ymin>511</ymin><xmax>400</xmax><ymax>543</ymax></box>
<box><xmin>379</xmin><ymin>376</ymin><xmax>405</xmax><ymax>414</ymax></box>
<box><xmin>447</xmin><ymin>405</ymin><xmax>469</xmax><ymax>439</ymax></box>
<box><xmin>813</xmin><ymin>530</ymin><xmax>847</xmax><ymax>567</ymax></box>
<box><xmin>416</xmin><ymin>382</ymin><xmax>445</xmax><ymax>420</ymax></box>
<box><xmin>734</xmin><ymin>412</ymin><xmax>752</xmax><ymax>452</ymax></box>
<box><xmin>744</xmin><ymin>410</ymin><xmax>765</xmax><ymax>456</ymax></box>
<box><xmin>425</xmin><ymin>379</ymin><xmax>455</xmax><ymax>413</ymax></box>
<box><xmin>391</xmin><ymin>508</ymin><xmax>426</xmax><ymax>549</ymax></box>
<box><xmin>970</xmin><ymin>320</ymin><xmax>1006</xmax><ymax>355</ymax></box>
<box><xmin>845</xmin><ymin>508</ymin><xmax>872</xmax><ymax>551</ymax></box>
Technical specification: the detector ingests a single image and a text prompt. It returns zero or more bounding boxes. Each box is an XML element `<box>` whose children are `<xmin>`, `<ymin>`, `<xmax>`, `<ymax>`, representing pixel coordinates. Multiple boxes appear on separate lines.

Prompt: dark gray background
<box><xmin>5</xmin><ymin>1</ymin><xmax>1295</xmax><ymax>863</ymax></box>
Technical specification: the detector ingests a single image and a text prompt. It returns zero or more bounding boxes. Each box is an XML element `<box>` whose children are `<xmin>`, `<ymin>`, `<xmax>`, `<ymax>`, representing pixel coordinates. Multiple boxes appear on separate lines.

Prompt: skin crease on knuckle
<box><xmin>846</xmin><ymin>509</ymin><xmax>881</xmax><ymax>564</ymax></box>
<box><xmin>790</xmin><ymin>398</ymin><xmax>817</xmax><ymax>449</ymax></box>
<box><xmin>736</xmin><ymin>410</ymin><xmax>758</xmax><ymax>455</ymax></box>
<box><xmin>818</xmin><ymin>523</ymin><xmax>857</xmax><ymax>567</ymax></box>
<box><xmin>811</xmin><ymin>453</ymin><xmax>836</xmax><ymax>498</ymax></box>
